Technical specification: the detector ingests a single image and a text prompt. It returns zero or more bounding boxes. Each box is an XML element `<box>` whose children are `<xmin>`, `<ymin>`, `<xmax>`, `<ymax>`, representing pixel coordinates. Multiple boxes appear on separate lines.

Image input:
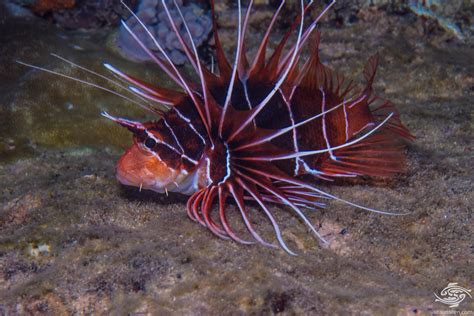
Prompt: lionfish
<box><xmin>19</xmin><ymin>0</ymin><xmax>413</xmax><ymax>255</ymax></box>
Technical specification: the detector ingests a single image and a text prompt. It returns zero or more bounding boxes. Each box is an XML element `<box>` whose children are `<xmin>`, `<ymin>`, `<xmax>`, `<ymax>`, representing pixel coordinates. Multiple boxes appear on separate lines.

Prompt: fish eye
<box><xmin>144</xmin><ymin>137</ymin><xmax>156</xmax><ymax>149</ymax></box>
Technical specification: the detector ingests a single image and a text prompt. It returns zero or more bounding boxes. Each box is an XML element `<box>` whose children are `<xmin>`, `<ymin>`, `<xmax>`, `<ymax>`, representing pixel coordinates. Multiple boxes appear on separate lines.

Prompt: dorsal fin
<box><xmin>248</xmin><ymin>0</ymin><xmax>285</xmax><ymax>79</ymax></box>
<box><xmin>210</xmin><ymin>0</ymin><xmax>232</xmax><ymax>79</ymax></box>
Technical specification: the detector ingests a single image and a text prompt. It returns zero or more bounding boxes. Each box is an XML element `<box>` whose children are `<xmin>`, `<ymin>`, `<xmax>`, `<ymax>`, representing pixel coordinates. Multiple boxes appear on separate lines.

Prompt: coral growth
<box><xmin>408</xmin><ymin>0</ymin><xmax>467</xmax><ymax>40</ymax></box>
<box><xmin>51</xmin><ymin>0</ymin><xmax>139</xmax><ymax>29</ymax></box>
<box><xmin>30</xmin><ymin>0</ymin><xmax>76</xmax><ymax>16</ymax></box>
<box><xmin>117</xmin><ymin>0</ymin><xmax>212</xmax><ymax>65</ymax></box>
<box><xmin>9</xmin><ymin>0</ymin><xmax>139</xmax><ymax>29</ymax></box>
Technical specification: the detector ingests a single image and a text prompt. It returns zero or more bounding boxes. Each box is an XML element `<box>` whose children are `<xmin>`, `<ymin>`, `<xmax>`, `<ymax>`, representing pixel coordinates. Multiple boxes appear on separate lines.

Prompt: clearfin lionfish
<box><xmin>19</xmin><ymin>0</ymin><xmax>413</xmax><ymax>255</ymax></box>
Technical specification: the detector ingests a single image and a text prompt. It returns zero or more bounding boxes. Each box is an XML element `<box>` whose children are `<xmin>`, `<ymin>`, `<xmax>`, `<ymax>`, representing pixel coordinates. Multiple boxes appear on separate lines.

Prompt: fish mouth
<box><xmin>115</xmin><ymin>148</ymin><xmax>157</xmax><ymax>191</ymax></box>
<box><xmin>115</xmin><ymin>146</ymin><xmax>171</xmax><ymax>194</ymax></box>
<box><xmin>116</xmin><ymin>168</ymin><xmax>166</xmax><ymax>193</ymax></box>
<box><xmin>115</xmin><ymin>168</ymin><xmax>140</xmax><ymax>188</ymax></box>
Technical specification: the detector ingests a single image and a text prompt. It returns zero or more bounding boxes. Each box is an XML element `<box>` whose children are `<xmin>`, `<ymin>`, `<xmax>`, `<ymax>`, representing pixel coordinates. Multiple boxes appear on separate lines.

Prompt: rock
<box><xmin>117</xmin><ymin>0</ymin><xmax>212</xmax><ymax>65</ymax></box>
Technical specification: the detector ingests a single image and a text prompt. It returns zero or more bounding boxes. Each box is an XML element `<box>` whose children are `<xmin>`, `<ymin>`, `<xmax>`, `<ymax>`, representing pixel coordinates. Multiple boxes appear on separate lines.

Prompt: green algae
<box><xmin>0</xmin><ymin>13</ymin><xmax>174</xmax><ymax>164</ymax></box>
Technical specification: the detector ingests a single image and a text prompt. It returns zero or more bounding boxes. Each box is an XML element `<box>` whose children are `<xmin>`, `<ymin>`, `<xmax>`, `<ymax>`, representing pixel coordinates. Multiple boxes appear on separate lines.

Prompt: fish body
<box><xmin>21</xmin><ymin>0</ymin><xmax>414</xmax><ymax>254</ymax></box>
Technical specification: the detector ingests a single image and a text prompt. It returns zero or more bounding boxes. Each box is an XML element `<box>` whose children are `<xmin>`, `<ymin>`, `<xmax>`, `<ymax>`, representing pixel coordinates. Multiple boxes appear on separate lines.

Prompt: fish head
<box><xmin>103</xmin><ymin>112</ymin><xmax>183</xmax><ymax>193</ymax></box>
